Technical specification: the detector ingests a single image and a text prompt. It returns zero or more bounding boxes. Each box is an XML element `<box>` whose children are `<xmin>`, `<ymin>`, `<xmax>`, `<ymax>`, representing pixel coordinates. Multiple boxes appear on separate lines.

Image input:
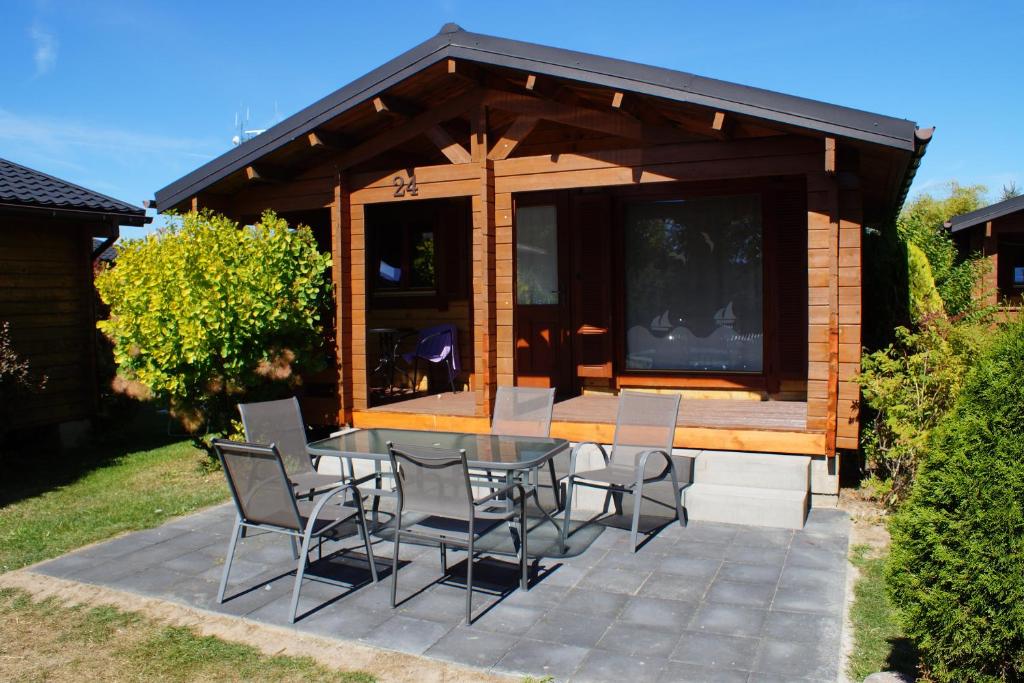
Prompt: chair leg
<box><xmin>630</xmin><ymin>482</ymin><xmax>644</xmax><ymax>553</ymax></box>
<box><xmin>357</xmin><ymin>505</ymin><xmax>378</xmax><ymax>584</ymax></box>
<box><xmin>390</xmin><ymin>531</ymin><xmax>401</xmax><ymax>609</ymax></box>
<box><xmin>560</xmin><ymin>476</ymin><xmax>575</xmax><ymax>549</ymax></box>
<box><xmin>217</xmin><ymin>516</ymin><xmax>243</xmax><ymax>603</ymax></box>
<box><xmin>288</xmin><ymin>532</ymin><xmax>300</xmax><ymax>560</ymax></box>
<box><xmin>548</xmin><ymin>459</ymin><xmax>562</xmax><ymax>510</ymax></box>
<box><xmin>612</xmin><ymin>490</ymin><xmax>625</xmax><ymax>516</ymax></box>
<box><xmin>519</xmin><ymin>492</ymin><xmax>529</xmax><ymax>591</ymax></box>
<box><xmin>440</xmin><ymin>542</ymin><xmax>447</xmax><ymax>573</ymax></box>
<box><xmin>668</xmin><ymin>462</ymin><xmax>686</xmax><ymax>528</ymax></box>
<box><xmin>289</xmin><ymin>531</ymin><xmax>314</xmax><ymax>623</ymax></box>
<box><xmin>465</xmin><ymin>536</ymin><xmax>475</xmax><ymax>623</ymax></box>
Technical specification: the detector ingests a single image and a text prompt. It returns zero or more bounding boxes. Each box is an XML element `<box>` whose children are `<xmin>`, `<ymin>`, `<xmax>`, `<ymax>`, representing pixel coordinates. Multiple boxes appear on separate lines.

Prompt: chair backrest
<box><xmin>387</xmin><ymin>443</ymin><xmax>473</xmax><ymax>522</ymax></box>
<box><xmin>237</xmin><ymin>397</ymin><xmax>314</xmax><ymax>478</ymax></box>
<box><xmin>413</xmin><ymin>324</ymin><xmax>456</xmax><ymax>362</ymax></box>
<box><xmin>491</xmin><ymin>386</ymin><xmax>555</xmax><ymax>438</ymax></box>
<box><xmin>213</xmin><ymin>439</ymin><xmax>303</xmax><ymax>532</ymax></box>
<box><xmin>610</xmin><ymin>391</ymin><xmax>681</xmax><ymax>467</ymax></box>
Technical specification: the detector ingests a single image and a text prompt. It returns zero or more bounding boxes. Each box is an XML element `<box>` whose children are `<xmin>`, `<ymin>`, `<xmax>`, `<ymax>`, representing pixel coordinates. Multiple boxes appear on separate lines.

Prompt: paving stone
<box><xmin>718</xmin><ymin>560</ymin><xmax>783</xmax><ymax>585</ymax></box>
<box><xmin>114</xmin><ymin>567</ymin><xmax>190</xmax><ymax>597</ymax></box>
<box><xmin>802</xmin><ymin>508</ymin><xmax>851</xmax><ymax>538</ymax></box>
<box><xmin>723</xmin><ymin>544</ymin><xmax>788</xmax><ymax>565</ymax></box>
<box><xmin>398</xmin><ymin>583</ymin><xmax>475</xmax><ymax>623</ymax></box>
<box><xmin>732</xmin><ymin>527</ymin><xmax>794</xmax><ymax>549</ymax></box>
<box><xmin>360</xmin><ymin>614</ymin><xmax>453</xmax><ymax>655</ymax></box>
<box><xmin>779</xmin><ymin>565</ymin><xmax>838</xmax><ymax>590</ymax></box>
<box><xmin>572</xmin><ymin>648</ymin><xmax>667</xmax><ymax>682</ymax></box>
<box><xmin>674</xmin><ymin>522</ymin><xmax>740</xmax><ymax>545</ymax></box>
<box><xmin>637</xmin><ymin>571</ymin><xmax>711</xmax><ymax>603</ymax></box>
<box><xmin>495</xmin><ymin>637</ymin><xmax>589</xmax><ymax>679</ymax></box>
<box><xmin>672</xmin><ymin>540</ymin><xmax>732</xmax><ymax>560</ymax></box>
<box><xmin>670</xmin><ymin>630</ymin><xmax>760</xmax><ymax>670</ymax></box>
<box><xmin>754</xmin><ymin>637</ymin><xmax>839</xmax><ymax>680</ymax></box>
<box><xmin>576</xmin><ymin>565</ymin><xmax>651</xmax><ymax>595</ymax></box>
<box><xmin>705</xmin><ymin>578</ymin><xmax>776</xmax><ymax>609</ymax></box>
<box><xmin>656</xmin><ymin>555</ymin><xmax>722</xmax><ymax>579</ymax></box>
<box><xmin>762</xmin><ymin>610</ymin><xmax>842</xmax><ymax>644</ymax></box>
<box><xmin>657</xmin><ymin>661</ymin><xmax>750</xmax><ymax>683</ymax></box>
<box><xmin>469</xmin><ymin>601</ymin><xmax>549</xmax><ymax>635</ymax></box>
<box><xmin>526</xmin><ymin>608</ymin><xmax>613</xmax><ymax>648</ymax></box>
<box><xmin>771</xmin><ymin>581</ymin><xmax>845</xmax><ymax>615</ymax></box>
<box><xmin>425</xmin><ymin>625</ymin><xmax>518</xmax><ymax>669</ymax></box>
<box><xmin>619</xmin><ymin>595</ymin><xmax>696</xmax><ymax>629</ymax></box>
<box><xmin>557</xmin><ymin>587</ymin><xmax>630</xmax><ymax>619</ymax></box>
<box><xmin>785</xmin><ymin>543</ymin><xmax>847</xmax><ymax>571</ymax></box>
<box><xmin>689</xmin><ymin>603</ymin><xmax>768</xmax><ymax>638</ymax></box>
<box><xmin>596</xmin><ymin>621</ymin><xmax>680</xmax><ymax>658</ymax></box>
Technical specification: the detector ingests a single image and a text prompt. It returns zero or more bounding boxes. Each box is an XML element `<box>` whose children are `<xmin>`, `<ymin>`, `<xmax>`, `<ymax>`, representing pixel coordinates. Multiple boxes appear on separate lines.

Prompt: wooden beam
<box><xmin>611</xmin><ymin>91</ymin><xmax>624</xmax><ymax>109</ymax></box>
<box><xmin>425</xmin><ymin>124</ymin><xmax>472</xmax><ymax>164</ymax></box>
<box><xmin>335</xmin><ymin>89</ymin><xmax>484</xmax><ymax>171</ymax></box>
<box><xmin>308</xmin><ymin>129</ymin><xmax>348</xmax><ymax>151</ymax></box>
<box><xmin>712</xmin><ymin>111</ymin><xmax>726</xmax><ymax>131</ymax></box>
<box><xmin>487</xmin><ymin>116</ymin><xmax>539</xmax><ymax>161</ymax></box>
<box><xmin>446</xmin><ymin>58</ymin><xmax>484</xmax><ymax>85</ymax></box>
<box><xmin>244</xmin><ymin>165</ymin><xmax>286</xmax><ymax>183</ymax></box>
<box><xmin>825</xmin><ymin>137</ymin><xmax>837</xmax><ymax>174</ymax></box>
<box><xmin>985</xmin><ymin>220</ymin><xmax>993</xmax><ymax>238</ymax></box>
<box><xmin>524</xmin><ymin>74</ymin><xmax>537</xmax><ymax>91</ymax></box>
<box><xmin>372</xmin><ymin>95</ymin><xmax>420</xmax><ymax>118</ymax></box>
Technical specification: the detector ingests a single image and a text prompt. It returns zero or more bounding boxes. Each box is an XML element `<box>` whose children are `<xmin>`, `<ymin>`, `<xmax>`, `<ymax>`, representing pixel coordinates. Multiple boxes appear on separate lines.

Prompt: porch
<box><xmin>353</xmin><ymin>392</ymin><xmax>823</xmax><ymax>456</ymax></box>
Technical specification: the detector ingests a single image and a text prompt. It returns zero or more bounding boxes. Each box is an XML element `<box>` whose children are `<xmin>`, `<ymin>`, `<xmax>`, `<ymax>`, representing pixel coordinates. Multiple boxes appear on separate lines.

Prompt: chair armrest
<box><xmin>633</xmin><ymin>449</ymin><xmax>673</xmax><ymax>483</ymax></box>
<box><xmin>473</xmin><ymin>482</ymin><xmax>526</xmax><ymax>506</ymax></box>
<box><xmin>567</xmin><ymin>441</ymin><xmax>609</xmax><ymax>477</ymax></box>
<box><xmin>303</xmin><ymin>483</ymin><xmax>362</xmax><ymax>536</ymax></box>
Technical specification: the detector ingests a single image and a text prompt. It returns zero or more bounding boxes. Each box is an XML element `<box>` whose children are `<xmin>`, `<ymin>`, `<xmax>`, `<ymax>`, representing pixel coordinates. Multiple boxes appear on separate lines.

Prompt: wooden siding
<box><xmin>1</xmin><ymin>218</ymin><xmax>97</xmax><ymax>428</ymax></box>
<box><xmin>837</xmin><ymin>177</ymin><xmax>864</xmax><ymax>450</ymax></box>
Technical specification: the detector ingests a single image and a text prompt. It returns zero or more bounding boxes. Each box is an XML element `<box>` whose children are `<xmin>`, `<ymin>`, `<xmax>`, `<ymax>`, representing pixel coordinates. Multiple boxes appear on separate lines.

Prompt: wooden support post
<box><xmin>331</xmin><ymin>170</ymin><xmax>354</xmax><ymax>424</ymax></box>
<box><xmin>471</xmin><ymin>106</ymin><xmax>497</xmax><ymax>416</ymax></box>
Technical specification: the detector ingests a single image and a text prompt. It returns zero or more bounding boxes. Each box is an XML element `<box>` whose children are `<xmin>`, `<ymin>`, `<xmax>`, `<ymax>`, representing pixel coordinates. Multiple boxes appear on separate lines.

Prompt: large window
<box><xmin>624</xmin><ymin>194</ymin><xmax>763</xmax><ymax>372</ymax></box>
<box><xmin>998</xmin><ymin>236</ymin><xmax>1024</xmax><ymax>303</ymax></box>
<box><xmin>516</xmin><ymin>205</ymin><xmax>559</xmax><ymax>305</ymax></box>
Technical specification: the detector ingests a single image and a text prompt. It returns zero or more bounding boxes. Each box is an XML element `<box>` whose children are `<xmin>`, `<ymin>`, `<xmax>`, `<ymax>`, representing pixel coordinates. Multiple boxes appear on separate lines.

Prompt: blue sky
<box><xmin>2</xmin><ymin>1</ymin><xmax>1021</xmax><ymax>237</ymax></box>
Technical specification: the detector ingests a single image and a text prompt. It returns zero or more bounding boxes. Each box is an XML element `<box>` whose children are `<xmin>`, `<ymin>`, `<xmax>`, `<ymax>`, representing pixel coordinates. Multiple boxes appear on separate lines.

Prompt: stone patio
<box><xmin>31</xmin><ymin>503</ymin><xmax>850</xmax><ymax>682</ymax></box>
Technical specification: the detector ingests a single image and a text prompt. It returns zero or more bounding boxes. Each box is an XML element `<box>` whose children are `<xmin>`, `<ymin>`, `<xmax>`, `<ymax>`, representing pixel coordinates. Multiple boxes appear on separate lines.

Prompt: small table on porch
<box><xmin>306</xmin><ymin>428</ymin><xmax>569</xmax><ymax>538</ymax></box>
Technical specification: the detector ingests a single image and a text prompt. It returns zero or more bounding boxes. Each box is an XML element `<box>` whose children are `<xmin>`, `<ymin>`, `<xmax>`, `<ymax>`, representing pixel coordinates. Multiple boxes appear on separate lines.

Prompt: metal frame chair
<box><xmin>213</xmin><ymin>439</ymin><xmax>377</xmax><ymax>623</ymax></box>
<box><xmin>387</xmin><ymin>442</ymin><xmax>528</xmax><ymax>623</ymax></box>
<box><xmin>490</xmin><ymin>386</ymin><xmax>561</xmax><ymax>510</ymax></box>
<box><xmin>560</xmin><ymin>391</ymin><xmax>686</xmax><ymax>553</ymax></box>
<box><xmin>404</xmin><ymin>325</ymin><xmax>457</xmax><ymax>394</ymax></box>
<box><xmin>238</xmin><ymin>397</ymin><xmax>346</xmax><ymax>498</ymax></box>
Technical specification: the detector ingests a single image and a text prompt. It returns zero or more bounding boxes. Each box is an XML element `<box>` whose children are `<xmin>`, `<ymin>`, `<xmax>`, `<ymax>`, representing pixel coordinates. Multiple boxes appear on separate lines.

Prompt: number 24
<box><xmin>393</xmin><ymin>175</ymin><xmax>419</xmax><ymax>197</ymax></box>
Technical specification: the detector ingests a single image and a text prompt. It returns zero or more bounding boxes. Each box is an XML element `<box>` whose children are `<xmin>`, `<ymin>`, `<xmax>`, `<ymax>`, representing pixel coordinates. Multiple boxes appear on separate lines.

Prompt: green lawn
<box><xmin>0</xmin><ymin>409</ymin><xmax>229</xmax><ymax>573</ymax></box>
<box><xmin>0</xmin><ymin>587</ymin><xmax>374</xmax><ymax>682</ymax></box>
<box><xmin>847</xmin><ymin>543</ymin><xmax>919</xmax><ymax>681</ymax></box>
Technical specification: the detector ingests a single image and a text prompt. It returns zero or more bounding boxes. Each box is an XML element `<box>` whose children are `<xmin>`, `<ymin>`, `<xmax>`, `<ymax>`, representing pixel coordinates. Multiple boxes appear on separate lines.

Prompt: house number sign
<box><xmin>392</xmin><ymin>174</ymin><xmax>419</xmax><ymax>197</ymax></box>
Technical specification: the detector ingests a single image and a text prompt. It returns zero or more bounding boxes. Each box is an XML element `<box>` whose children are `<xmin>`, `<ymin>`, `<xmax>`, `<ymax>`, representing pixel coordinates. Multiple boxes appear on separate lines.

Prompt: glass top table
<box><xmin>306</xmin><ymin>428</ymin><xmax>569</xmax><ymax>471</ymax></box>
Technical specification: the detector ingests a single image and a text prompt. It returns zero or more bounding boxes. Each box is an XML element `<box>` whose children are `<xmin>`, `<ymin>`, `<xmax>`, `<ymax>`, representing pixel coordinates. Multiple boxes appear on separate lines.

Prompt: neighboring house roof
<box><xmin>155</xmin><ymin>23</ymin><xmax>927</xmax><ymax>213</ymax></box>
<box><xmin>92</xmin><ymin>237</ymin><xmax>118</xmax><ymax>261</ymax></box>
<box><xmin>947</xmin><ymin>194</ymin><xmax>1024</xmax><ymax>233</ymax></box>
<box><xmin>0</xmin><ymin>157</ymin><xmax>149</xmax><ymax>225</ymax></box>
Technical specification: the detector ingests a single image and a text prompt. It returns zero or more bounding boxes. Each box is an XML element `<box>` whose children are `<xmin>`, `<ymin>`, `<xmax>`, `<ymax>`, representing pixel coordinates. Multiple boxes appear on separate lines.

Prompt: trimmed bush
<box><xmin>886</xmin><ymin>318</ymin><xmax>1024</xmax><ymax>682</ymax></box>
<box><xmin>95</xmin><ymin>210</ymin><xmax>331</xmax><ymax>454</ymax></box>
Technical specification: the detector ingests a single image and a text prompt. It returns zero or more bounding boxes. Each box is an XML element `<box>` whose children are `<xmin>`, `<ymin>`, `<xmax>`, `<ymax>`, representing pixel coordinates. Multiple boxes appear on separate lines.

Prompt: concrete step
<box><xmin>693</xmin><ymin>450</ymin><xmax>810</xmax><ymax>491</ymax></box>
<box><xmin>683</xmin><ymin>482</ymin><xmax>809</xmax><ymax>529</ymax></box>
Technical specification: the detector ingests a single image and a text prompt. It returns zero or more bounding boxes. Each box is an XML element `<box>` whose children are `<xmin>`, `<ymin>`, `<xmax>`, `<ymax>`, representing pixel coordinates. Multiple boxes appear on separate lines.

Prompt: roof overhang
<box><xmin>154</xmin><ymin>24</ymin><xmax>925</xmax><ymax>218</ymax></box>
<box><xmin>946</xmin><ymin>193</ymin><xmax>1024</xmax><ymax>233</ymax></box>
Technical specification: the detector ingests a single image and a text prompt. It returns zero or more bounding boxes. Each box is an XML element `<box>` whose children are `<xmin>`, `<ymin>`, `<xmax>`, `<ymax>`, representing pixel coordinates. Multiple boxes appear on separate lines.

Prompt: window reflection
<box><xmin>624</xmin><ymin>195</ymin><xmax>763</xmax><ymax>372</ymax></box>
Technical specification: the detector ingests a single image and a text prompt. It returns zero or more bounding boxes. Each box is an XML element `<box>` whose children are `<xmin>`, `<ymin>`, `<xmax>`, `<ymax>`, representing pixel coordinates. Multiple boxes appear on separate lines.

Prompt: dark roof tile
<box><xmin>0</xmin><ymin>157</ymin><xmax>146</xmax><ymax>217</ymax></box>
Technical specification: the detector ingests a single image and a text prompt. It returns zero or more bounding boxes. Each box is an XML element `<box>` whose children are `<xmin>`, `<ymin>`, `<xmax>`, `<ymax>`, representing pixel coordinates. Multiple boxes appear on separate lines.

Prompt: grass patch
<box><xmin>0</xmin><ymin>587</ymin><xmax>374</xmax><ymax>682</ymax></box>
<box><xmin>0</xmin><ymin>409</ymin><xmax>229</xmax><ymax>572</ymax></box>
<box><xmin>847</xmin><ymin>543</ymin><xmax>918</xmax><ymax>681</ymax></box>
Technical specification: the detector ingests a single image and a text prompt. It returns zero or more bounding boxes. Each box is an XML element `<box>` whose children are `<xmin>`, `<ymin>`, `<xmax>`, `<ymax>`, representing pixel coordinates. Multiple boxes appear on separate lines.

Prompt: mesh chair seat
<box><xmin>572</xmin><ymin>464</ymin><xmax>653</xmax><ymax>487</ymax></box>
<box><xmin>397</xmin><ymin>509</ymin><xmax>512</xmax><ymax>544</ymax></box>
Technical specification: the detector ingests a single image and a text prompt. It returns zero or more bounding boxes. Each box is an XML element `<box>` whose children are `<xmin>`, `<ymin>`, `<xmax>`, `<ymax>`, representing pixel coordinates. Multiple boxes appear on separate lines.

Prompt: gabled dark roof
<box><xmin>155</xmin><ymin>23</ymin><xmax>924</xmax><ymax>212</ymax></box>
<box><xmin>92</xmin><ymin>237</ymin><xmax>118</xmax><ymax>261</ymax></box>
<box><xmin>947</xmin><ymin>194</ymin><xmax>1024</xmax><ymax>233</ymax></box>
<box><xmin>0</xmin><ymin>157</ymin><xmax>149</xmax><ymax>225</ymax></box>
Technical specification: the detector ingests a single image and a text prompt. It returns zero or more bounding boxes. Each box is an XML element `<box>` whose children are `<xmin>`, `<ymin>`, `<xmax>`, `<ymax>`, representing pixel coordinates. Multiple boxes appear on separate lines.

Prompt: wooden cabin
<box><xmin>152</xmin><ymin>25</ymin><xmax>930</xmax><ymax>498</ymax></box>
<box><xmin>0</xmin><ymin>158</ymin><xmax>149</xmax><ymax>440</ymax></box>
<box><xmin>948</xmin><ymin>194</ymin><xmax>1024</xmax><ymax>314</ymax></box>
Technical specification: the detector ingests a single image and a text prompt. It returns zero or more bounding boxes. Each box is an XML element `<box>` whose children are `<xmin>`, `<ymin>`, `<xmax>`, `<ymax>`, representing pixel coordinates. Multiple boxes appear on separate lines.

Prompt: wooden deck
<box><xmin>354</xmin><ymin>392</ymin><xmax>824</xmax><ymax>456</ymax></box>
